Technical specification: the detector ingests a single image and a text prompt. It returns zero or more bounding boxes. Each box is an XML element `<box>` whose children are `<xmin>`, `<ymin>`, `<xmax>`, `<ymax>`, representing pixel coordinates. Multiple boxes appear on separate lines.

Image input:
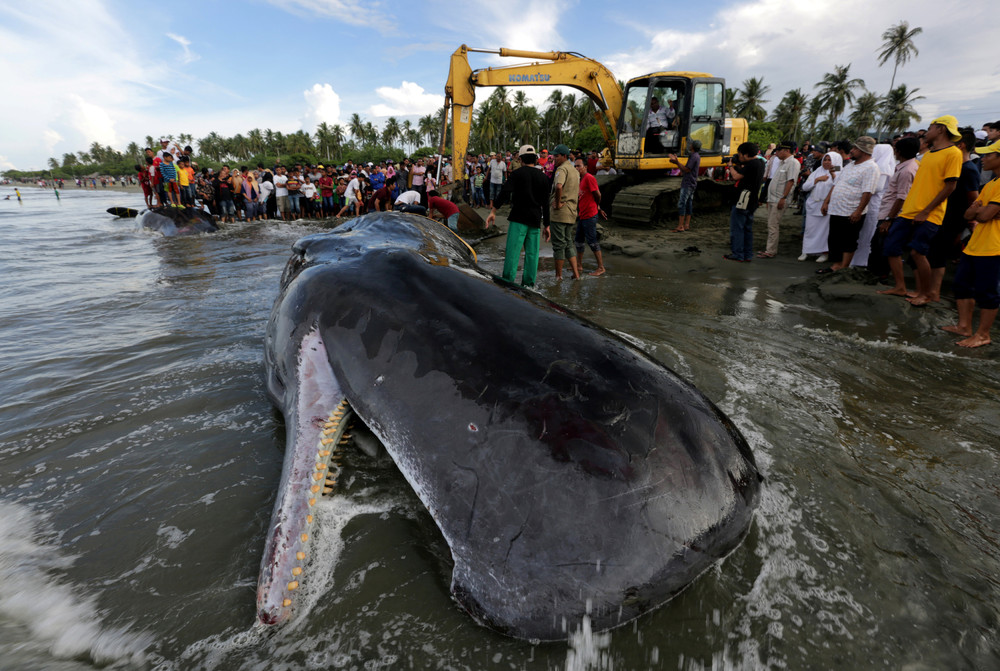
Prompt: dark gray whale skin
<box><xmin>139</xmin><ymin>207</ymin><xmax>218</xmax><ymax>236</ymax></box>
<box><xmin>261</xmin><ymin>212</ymin><xmax>761</xmax><ymax>640</ymax></box>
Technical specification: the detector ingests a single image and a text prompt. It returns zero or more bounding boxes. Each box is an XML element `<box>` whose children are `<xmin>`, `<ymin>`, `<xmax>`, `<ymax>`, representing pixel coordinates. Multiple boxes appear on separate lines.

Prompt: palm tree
<box><xmin>61</xmin><ymin>153</ymin><xmax>78</xmax><ymax>167</ymax></box>
<box><xmin>813</xmin><ymin>64</ymin><xmax>865</xmax><ymax>124</ymax></box>
<box><xmin>804</xmin><ymin>97</ymin><xmax>826</xmax><ymax>138</ymax></box>
<box><xmin>348</xmin><ymin>113</ymin><xmax>366</xmax><ymax>145</ymax></box>
<box><xmin>401</xmin><ymin>120</ymin><xmax>413</xmax><ymax>152</ymax></box>
<box><xmin>418</xmin><ymin>114</ymin><xmax>436</xmax><ymax>146</ymax></box>
<box><xmin>882</xmin><ymin>84</ymin><xmax>924</xmax><ymax>135</ymax></box>
<box><xmin>724</xmin><ymin>88</ymin><xmax>739</xmax><ymax>116</ymax></box>
<box><xmin>144</xmin><ymin>135</ymin><xmax>155</xmax><ymax>150</ymax></box>
<box><xmin>734</xmin><ymin>77</ymin><xmax>770</xmax><ymax>122</ymax></box>
<box><xmin>47</xmin><ymin>157</ymin><xmax>60</xmax><ymax>169</ymax></box>
<box><xmin>878</xmin><ymin>22</ymin><xmax>922</xmax><ymax>93</ymax></box>
<box><xmin>770</xmin><ymin>89</ymin><xmax>809</xmax><ymax>144</ymax></box>
<box><xmin>848</xmin><ymin>92</ymin><xmax>882</xmax><ymax>135</ymax></box>
<box><xmin>383</xmin><ymin>117</ymin><xmax>401</xmax><ymax>149</ymax></box>
<box><xmin>314</xmin><ymin>122</ymin><xmax>333</xmax><ymax>160</ymax></box>
<box><xmin>126</xmin><ymin>142</ymin><xmax>141</xmax><ymax>162</ymax></box>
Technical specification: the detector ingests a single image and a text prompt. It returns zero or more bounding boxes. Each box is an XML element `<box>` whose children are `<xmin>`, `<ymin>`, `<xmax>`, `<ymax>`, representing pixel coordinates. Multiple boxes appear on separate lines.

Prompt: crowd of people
<box><xmin>720</xmin><ymin>117</ymin><xmax>1000</xmax><ymax>348</ymax></box>
<box><xmin>134</xmin><ymin>119</ymin><xmax>1000</xmax><ymax>348</ymax></box>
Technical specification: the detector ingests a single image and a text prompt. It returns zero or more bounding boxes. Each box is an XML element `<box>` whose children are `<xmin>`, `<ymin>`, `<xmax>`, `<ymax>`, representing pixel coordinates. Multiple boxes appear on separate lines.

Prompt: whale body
<box><xmin>258</xmin><ymin>212</ymin><xmax>761</xmax><ymax>640</ymax></box>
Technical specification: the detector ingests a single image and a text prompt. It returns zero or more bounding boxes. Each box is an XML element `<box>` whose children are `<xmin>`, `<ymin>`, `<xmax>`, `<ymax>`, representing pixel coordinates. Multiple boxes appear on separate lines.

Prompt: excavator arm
<box><xmin>442</xmin><ymin>45</ymin><xmax>622</xmax><ymax>188</ymax></box>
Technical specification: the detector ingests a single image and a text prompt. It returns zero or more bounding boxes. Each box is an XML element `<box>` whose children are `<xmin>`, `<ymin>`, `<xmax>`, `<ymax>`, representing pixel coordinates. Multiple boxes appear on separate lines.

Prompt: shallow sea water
<box><xmin>0</xmin><ymin>185</ymin><xmax>998</xmax><ymax>670</ymax></box>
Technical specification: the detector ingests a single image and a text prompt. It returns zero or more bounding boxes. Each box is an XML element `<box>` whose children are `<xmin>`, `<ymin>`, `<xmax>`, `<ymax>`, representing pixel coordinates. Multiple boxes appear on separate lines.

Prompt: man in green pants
<box><xmin>486</xmin><ymin>144</ymin><xmax>551</xmax><ymax>287</ymax></box>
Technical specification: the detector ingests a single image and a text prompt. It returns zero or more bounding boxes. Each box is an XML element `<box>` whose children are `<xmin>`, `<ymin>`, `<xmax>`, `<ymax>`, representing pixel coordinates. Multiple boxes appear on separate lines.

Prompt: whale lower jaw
<box><xmin>256</xmin><ymin>328</ymin><xmax>346</xmax><ymax>625</ymax></box>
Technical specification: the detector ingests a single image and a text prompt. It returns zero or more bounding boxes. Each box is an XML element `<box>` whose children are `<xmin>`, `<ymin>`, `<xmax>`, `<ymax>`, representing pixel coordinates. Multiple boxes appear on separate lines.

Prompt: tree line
<box><xmin>733</xmin><ymin>22</ymin><xmax>924</xmax><ymax>147</ymax></box>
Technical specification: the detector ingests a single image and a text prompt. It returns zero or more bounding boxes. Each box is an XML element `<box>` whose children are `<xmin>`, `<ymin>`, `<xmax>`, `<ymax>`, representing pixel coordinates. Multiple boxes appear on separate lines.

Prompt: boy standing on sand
<box><xmin>942</xmin><ymin>140</ymin><xmax>1000</xmax><ymax>348</ymax></box>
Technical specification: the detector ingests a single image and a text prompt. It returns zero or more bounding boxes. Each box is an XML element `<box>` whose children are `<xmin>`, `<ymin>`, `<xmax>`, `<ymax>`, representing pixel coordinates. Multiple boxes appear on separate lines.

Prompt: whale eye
<box><xmin>468</xmin><ymin>423</ymin><xmax>478</xmax><ymax>432</ymax></box>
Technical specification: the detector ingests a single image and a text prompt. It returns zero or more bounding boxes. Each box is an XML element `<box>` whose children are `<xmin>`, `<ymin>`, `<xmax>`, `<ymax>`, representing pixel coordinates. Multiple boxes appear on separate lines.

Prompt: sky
<box><xmin>1</xmin><ymin>0</ymin><xmax>997</xmax><ymax>171</ymax></box>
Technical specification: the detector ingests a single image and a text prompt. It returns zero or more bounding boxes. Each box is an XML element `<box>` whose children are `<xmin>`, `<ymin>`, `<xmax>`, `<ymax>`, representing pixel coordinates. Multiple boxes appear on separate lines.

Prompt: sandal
<box><xmin>756</xmin><ymin>251</ymin><xmax>776</xmax><ymax>258</ymax></box>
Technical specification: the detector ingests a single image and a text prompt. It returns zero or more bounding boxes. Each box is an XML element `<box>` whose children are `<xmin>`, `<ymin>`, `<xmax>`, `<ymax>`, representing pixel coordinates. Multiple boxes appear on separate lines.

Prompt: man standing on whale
<box><xmin>486</xmin><ymin>144</ymin><xmax>551</xmax><ymax>287</ymax></box>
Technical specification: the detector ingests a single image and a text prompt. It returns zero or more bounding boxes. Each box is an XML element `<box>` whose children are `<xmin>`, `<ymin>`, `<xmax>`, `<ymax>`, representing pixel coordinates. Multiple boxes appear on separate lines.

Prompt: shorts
<box><xmin>954</xmin><ymin>253</ymin><xmax>1000</xmax><ymax>309</ymax></box>
<box><xmin>883</xmin><ymin>217</ymin><xmax>938</xmax><ymax>257</ymax></box>
<box><xmin>927</xmin><ymin>218</ymin><xmax>967</xmax><ymax>269</ymax></box>
<box><xmin>218</xmin><ymin>199</ymin><xmax>235</xmax><ymax>216</ymax></box>
<box><xmin>550</xmin><ymin>221</ymin><xmax>577</xmax><ymax>260</ymax></box>
<box><xmin>276</xmin><ymin>195</ymin><xmax>289</xmax><ymax>214</ymax></box>
<box><xmin>677</xmin><ymin>186</ymin><xmax>695</xmax><ymax>216</ymax></box>
<box><xmin>445</xmin><ymin>212</ymin><xmax>459</xmax><ymax>231</ymax></box>
<box><xmin>828</xmin><ymin>214</ymin><xmax>863</xmax><ymax>256</ymax></box>
<box><xmin>575</xmin><ymin>215</ymin><xmax>600</xmax><ymax>251</ymax></box>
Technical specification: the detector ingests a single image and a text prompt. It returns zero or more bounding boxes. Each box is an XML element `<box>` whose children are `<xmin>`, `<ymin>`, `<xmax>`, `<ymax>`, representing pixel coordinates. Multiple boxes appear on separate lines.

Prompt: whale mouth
<box><xmin>256</xmin><ymin>328</ymin><xmax>355</xmax><ymax>626</ymax></box>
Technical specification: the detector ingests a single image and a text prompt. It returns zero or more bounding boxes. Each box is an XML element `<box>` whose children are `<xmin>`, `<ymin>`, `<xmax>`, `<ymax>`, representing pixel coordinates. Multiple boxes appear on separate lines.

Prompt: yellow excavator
<box><xmin>441</xmin><ymin>45</ymin><xmax>749</xmax><ymax>225</ymax></box>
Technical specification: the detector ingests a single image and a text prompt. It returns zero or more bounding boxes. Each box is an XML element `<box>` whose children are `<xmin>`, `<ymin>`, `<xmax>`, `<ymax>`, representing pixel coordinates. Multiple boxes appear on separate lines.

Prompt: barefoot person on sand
<box><xmin>941</xmin><ymin>140</ymin><xmax>1000</xmax><ymax>348</ymax></box>
<box><xmin>573</xmin><ymin>157</ymin><xmax>607</xmax><ymax>276</ymax></box>
<box><xmin>878</xmin><ymin>115</ymin><xmax>963</xmax><ymax>304</ymax></box>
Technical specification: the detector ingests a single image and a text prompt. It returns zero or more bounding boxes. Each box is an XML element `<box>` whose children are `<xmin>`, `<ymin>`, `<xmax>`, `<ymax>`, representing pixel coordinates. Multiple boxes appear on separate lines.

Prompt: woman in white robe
<box><xmin>851</xmin><ymin>143</ymin><xmax>896</xmax><ymax>267</ymax></box>
<box><xmin>799</xmin><ymin>151</ymin><xmax>842</xmax><ymax>260</ymax></box>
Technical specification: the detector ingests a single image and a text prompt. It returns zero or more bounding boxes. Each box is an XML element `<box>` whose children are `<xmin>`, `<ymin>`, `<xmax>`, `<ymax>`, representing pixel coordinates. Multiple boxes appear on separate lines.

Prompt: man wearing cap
<box><xmin>549</xmin><ymin>144</ymin><xmax>581</xmax><ymax>279</ymax></box>
<box><xmin>486</xmin><ymin>144</ymin><xmax>550</xmax><ymax>288</ymax></box>
<box><xmin>818</xmin><ymin>136</ymin><xmax>880</xmax><ymax>272</ymax></box>
<box><xmin>941</xmin><ymin>139</ymin><xmax>1000</xmax><ymax>347</ymax></box>
<box><xmin>759</xmin><ymin>141</ymin><xmax>801</xmax><ymax>258</ymax></box>
<box><xmin>879</xmin><ymin>115</ymin><xmax>963</xmax><ymax>305</ymax></box>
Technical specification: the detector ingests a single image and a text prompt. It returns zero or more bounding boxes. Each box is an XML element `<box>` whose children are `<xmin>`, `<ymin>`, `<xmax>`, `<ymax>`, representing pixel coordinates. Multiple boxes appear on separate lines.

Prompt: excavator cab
<box><xmin>616</xmin><ymin>74</ymin><xmax>727</xmax><ymax>168</ymax></box>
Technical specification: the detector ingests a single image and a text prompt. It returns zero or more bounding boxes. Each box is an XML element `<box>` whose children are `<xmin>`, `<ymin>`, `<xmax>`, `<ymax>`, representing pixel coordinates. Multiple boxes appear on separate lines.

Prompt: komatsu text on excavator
<box><xmin>442</xmin><ymin>45</ymin><xmax>749</xmax><ymax>225</ymax></box>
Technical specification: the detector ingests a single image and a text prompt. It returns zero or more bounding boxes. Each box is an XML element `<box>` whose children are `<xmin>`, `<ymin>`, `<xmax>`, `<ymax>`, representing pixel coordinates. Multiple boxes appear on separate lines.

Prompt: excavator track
<box><xmin>605</xmin><ymin>175</ymin><xmax>733</xmax><ymax>227</ymax></box>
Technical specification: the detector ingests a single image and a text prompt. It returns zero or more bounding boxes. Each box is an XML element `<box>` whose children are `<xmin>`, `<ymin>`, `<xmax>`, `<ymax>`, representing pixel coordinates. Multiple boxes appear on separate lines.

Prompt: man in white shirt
<box><xmin>394</xmin><ymin>189</ymin><xmax>426</xmax><ymax>214</ymax></box>
<box><xmin>819</xmin><ymin>136</ymin><xmax>881</xmax><ymax>272</ymax></box>
<box><xmin>337</xmin><ymin>173</ymin><xmax>362</xmax><ymax>217</ymax></box>
<box><xmin>759</xmin><ymin>141</ymin><xmax>801</xmax><ymax>257</ymax></box>
<box><xmin>273</xmin><ymin>167</ymin><xmax>290</xmax><ymax>221</ymax></box>
<box><xmin>487</xmin><ymin>153</ymin><xmax>506</xmax><ymax>207</ymax></box>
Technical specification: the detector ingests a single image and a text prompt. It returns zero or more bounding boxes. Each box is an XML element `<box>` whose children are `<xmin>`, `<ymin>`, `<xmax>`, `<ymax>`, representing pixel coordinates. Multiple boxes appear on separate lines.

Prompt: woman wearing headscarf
<box><xmin>851</xmin><ymin>143</ymin><xmax>896</xmax><ymax>268</ymax></box>
<box><xmin>798</xmin><ymin>151</ymin><xmax>842</xmax><ymax>261</ymax></box>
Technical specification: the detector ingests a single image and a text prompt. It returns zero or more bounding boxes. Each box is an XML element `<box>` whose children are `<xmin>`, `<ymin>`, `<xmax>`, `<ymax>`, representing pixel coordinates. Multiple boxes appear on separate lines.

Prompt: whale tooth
<box><xmin>323</xmin><ymin>487</ymin><xmax>333</xmax><ymax>494</ymax></box>
<box><xmin>312</xmin><ymin>473</ymin><xmax>323</xmax><ymax>481</ymax></box>
<box><xmin>300</xmin><ymin>533</ymin><xmax>308</xmax><ymax>542</ymax></box>
<box><xmin>296</xmin><ymin>552</ymin><xmax>305</xmax><ymax>560</ymax></box>
<box><xmin>288</xmin><ymin>581</ymin><xmax>299</xmax><ymax>590</ymax></box>
<box><xmin>292</xmin><ymin>567</ymin><xmax>302</xmax><ymax>576</ymax></box>
<box><xmin>319</xmin><ymin>450</ymin><xmax>331</xmax><ymax>457</ymax></box>
<box><xmin>307</xmin><ymin>515</ymin><xmax>314</xmax><ymax>524</ymax></box>
<box><xmin>283</xmin><ymin>598</ymin><xmax>292</xmax><ymax>607</ymax></box>
<box><xmin>308</xmin><ymin>497</ymin><xmax>317</xmax><ymax>506</ymax></box>
<box><xmin>311</xmin><ymin>485</ymin><xmax>321</xmax><ymax>493</ymax></box>
<box><xmin>315</xmin><ymin>463</ymin><xmax>326</xmax><ymax>470</ymax></box>
<box><xmin>321</xmin><ymin>438</ymin><xmax>334</xmax><ymax>445</ymax></box>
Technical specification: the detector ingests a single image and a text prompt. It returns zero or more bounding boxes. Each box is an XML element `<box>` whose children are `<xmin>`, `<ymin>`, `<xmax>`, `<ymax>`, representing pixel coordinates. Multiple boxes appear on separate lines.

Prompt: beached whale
<box><xmin>139</xmin><ymin>207</ymin><xmax>218</xmax><ymax>236</ymax></box>
<box><xmin>258</xmin><ymin>212</ymin><xmax>762</xmax><ymax>640</ymax></box>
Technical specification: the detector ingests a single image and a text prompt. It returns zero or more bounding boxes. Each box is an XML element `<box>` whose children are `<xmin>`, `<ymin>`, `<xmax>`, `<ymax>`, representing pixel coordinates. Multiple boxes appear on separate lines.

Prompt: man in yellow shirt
<box><xmin>942</xmin><ymin>140</ymin><xmax>1000</xmax><ymax>348</ymax></box>
<box><xmin>879</xmin><ymin>115</ymin><xmax>963</xmax><ymax>305</ymax></box>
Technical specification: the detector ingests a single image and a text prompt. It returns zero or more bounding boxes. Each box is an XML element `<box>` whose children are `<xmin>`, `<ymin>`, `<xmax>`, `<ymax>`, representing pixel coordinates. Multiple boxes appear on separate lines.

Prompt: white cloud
<box><xmin>264</xmin><ymin>0</ymin><xmax>384</xmax><ymax>29</ymax></box>
<box><xmin>428</xmin><ymin>0</ymin><xmax>566</xmax><ymax>53</ymax></box>
<box><xmin>166</xmin><ymin>33</ymin><xmax>198</xmax><ymax>64</ymax></box>
<box><xmin>301</xmin><ymin>83</ymin><xmax>343</xmax><ymax>131</ymax></box>
<box><xmin>65</xmin><ymin>94</ymin><xmax>120</xmax><ymax>147</ymax></box>
<box><xmin>43</xmin><ymin>130</ymin><xmax>64</xmax><ymax>155</ymax></box>
<box><xmin>0</xmin><ymin>155</ymin><xmax>15</xmax><ymax>171</ymax></box>
<box><xmin>601</xmin><ymin>0</ymin><xmax>1000</xmax><ymax>130</ymax></box>
<box><xmin>369</xmin><ymin>81</ymin><xmax>442</xmax><ymax>118</ymax></box>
